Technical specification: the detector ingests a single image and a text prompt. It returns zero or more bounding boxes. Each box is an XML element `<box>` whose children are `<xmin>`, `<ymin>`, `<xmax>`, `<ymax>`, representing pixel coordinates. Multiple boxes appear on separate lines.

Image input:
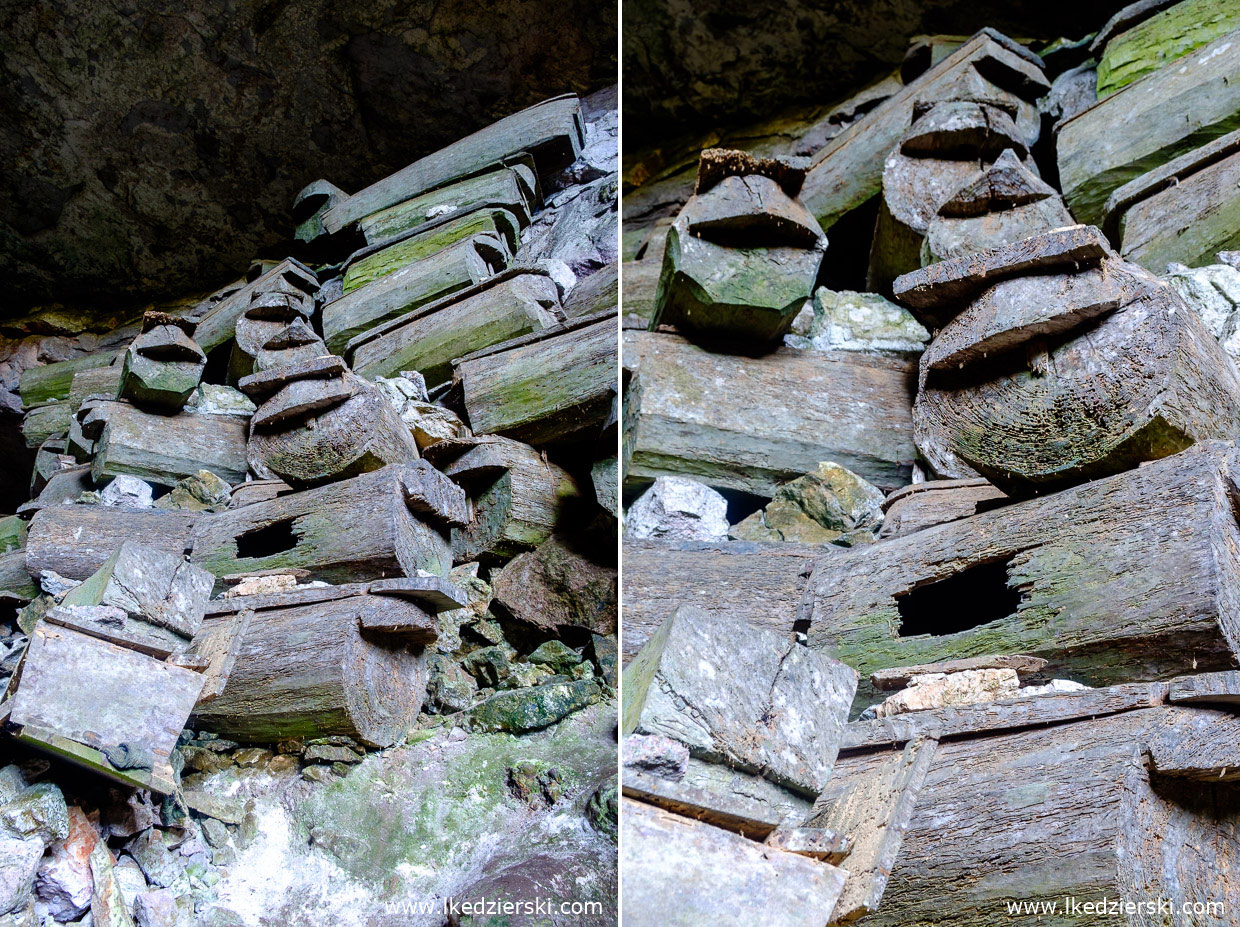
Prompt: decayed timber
<box><xmin>228</xmin><ymin>264</ymin><xmax>319</xmax><ymax>383</ymax></box>
<box><xmin>831</xmin><ymin>706</ymin><xmax>1240</xmax><ymax>925</ymax></box>
<box><xmin>189</xmin><ymin>463</ymin><xmax>460</xmax><ymax>588</ymax></box>
<box><xmin>20</xmin><ymin>352</ymin><xmax>120</xmax><ymax>406</ymax></box>
<box><xmin>1104</xmin><ymin>128</ymin><xmax>1240</xmax><ymax>271</ymax></box>
<box><xmin>193</xmin><ymin>587</ymin><xmax>434</xmax><ymax>746</ymax></box>
<box><xmin>346</xmin><ymin>270</ymin><xmax>563</xmax><ymax>387</ymax></box>
<box><xmin>10</xmin><ymin>623</ymin><xmax>205</xmax><ymax>794</ymax></box>
<box><xmin>423</xmin><ymin>436</ymin><xmax>582</xmax><ymax>564</ymax></box>
<box><xmin>802</xmin><ymin>30</ymin><xmax>1049</xmax><ymax>231</ymax></box>
<box><xmin>188</xmin><ymin>259</ymin><xmax>317</xmax><ymax>354</ymax></box>
<box><xmin>803</xmin><ymin>442</ymin><xmax>1240</xmax><ymax>712</ymax></box>
<box><xmin>1058</xmin><ymin>28</ymin><xmax>1240</xmax><ymax>225</ymax></box>
<box><xmin>321</xmin><ymin>95</ymin><xmax>582</xmax><ymax>233</ymax></box>
<box><xmin>1094</xmin><ymin>0</ymin><xmax>1240</xmax><ymax>97</ymax></box>
<box><xmin>90</xmin><ymin>401</ymin><xmax>249</xmax><ymax>487</ymax></box>
<box><xmin>622</xmin><ymin>758</ymin><xmax>812</xmax><ymax>838</ymax></box>
<box><xmin>1168</xmin><ymin>670</ymin><xmax>1240</xmax><ymax>707</ymax></box>
<box><xmin>18</xmin><ymin>464</ymin><xmax>93</xmax><ymax>517</ymax></box>
<box><xmin>181</xmin><ymin>607</ymin><xmax>254</xmax><ymax>703</ymax></box>
<box><xmin>66</xmin><ymin>364</ymin><xmax>122</xmax><ymax>412</ymax></box>
<box><xmin>355</xmin><ymin>161</ymin><xmax>536</xmax><ymax>248</ymax></box>
<box><xmin>321</xmin><ymin>235</ymin><xmax>500</xmax><ymax>354</ymax></box>
<box><xmin>871</xmin><ymin>654</ymin><xmax>1048</xmax><ymax>690</ymax></box>
<box><xmin>624</xmin><ymin>330</ymin><xmax>916</xmax><ymax>495</ymax></box>
<box><xmin>621</xmin><ymin>538</ymin><xmax>821</xmax><ymax>664</ymax></box>
<box><xmin>25</xmin><ymin>505</ymin><xmax>199</xmax><ymax>581</ymax></box>
<box><xmin>908</xmin><ymin>237</ymin><xmax>1240</xmax><ymax>493</ymax></box>
<box><xmin>623</xmin><ymin>606</ymin><xmax>857</xmax><ymax>795</ymax></box>
<box><xmin>621</xmin><ymin>799</ymin><xmax>848</xmax><ymax>927</ymax></box>
<box><xmin>843</xmin><ymin>680</ymin><xmax>1170</xmax><ymax>750</ymax></box>
<box><xmin>807</xmin><ymin>736</ymin><xmax>938</xmax><ymax>924</ymax></box>
<box><xmin>878</xmin><ymin>478</ymin><xmax>1008</xmax><ymax>539</ymax></box>
<box><xmin>452</xmin><ymin>311</ymin><xmax>616</xmax><ymax>446</ymax></box>
<box><xmin>563</xmin><ymin>261</ymin><xmax>617</xmax><ymax>320</ymax></box>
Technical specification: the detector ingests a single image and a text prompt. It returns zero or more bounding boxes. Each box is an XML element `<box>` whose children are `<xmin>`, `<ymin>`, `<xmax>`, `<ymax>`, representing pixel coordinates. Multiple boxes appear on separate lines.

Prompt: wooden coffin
<box><xmin>227</xmin><ymin>263</ymin><xmax>319</xmax><ymax>384</ymax></box>
<box><xmin>1094</xmin><ymin>0</ymin><xmax>1240</xmax><ymax>97</ymax></box>
<box><xmin>189</xmin><ymin>258</ymin><xmax>318</xmax><ymax>354</ymax></box>
<box><xmin>830</xmin><ymin>704</ymin><xmax>1240</xmax><ymax>925</ymax></box>
<box><xmin>321</xmin><ymin>95</ymin><xmax>583</xmax><ymax>233</ymax></box>
<box><xmin>423</xmin><ymin>435</ymin><xmax>582</xmax><ymax>564</ymax></box>
<box><xmin>118</xmin><ymin>315</ymin><xmax>206</xmax><ymax>412</ymax></box>
<box><xmin>346</xmin><ymin>270</ymin><xmax>563</xmax><ymax>387</ymax></box>
<box><xmin>1058</xmin><ymin>28</ymin><xmax>1240</xmax><ymax>225</ymax></box>
<box><xmin>321</xmin><ymin>235</ymin><xmax>502</xmax><ymax>354</ymax></box>
<box><xmin>21</xmin><ymin>401</ymin><xmax>72</xmax><ymax>448</ymax></box>
<box><xmin>20</xmin><ymin>351</ymin><xmax>119</xmax><ymax>406</ymax></box>
<box><xmin>621</xmin><ymin>799</ymin><xmax>848</xmax><ymax>927</ymax></box>
<box><xmin>356</xmin><ymin>160</ymin><xmax>536</xmax><ymax>248</ymax></box>
<box><xmin>192</xmin><ymin>580</ymin><xmax>460</xmax><ymax>746</ymax></box>
<box><xmin>451</xmin><ymin>311</ymin><xmax>616</xmax><ymax>447</ymax></box>
<box><xmin>1104</xmin><ymin>127</ymin><xmax>1240</xmax><ymax>271</ymax></box>
<box><xmin>189</xmin><ymin>461</ymin><xmax>466</xmax><ymax>589</ymax></box>
<box><xmin>623</xmin><ymin>330</ymin><xmax>917</xmax><ymax>496</ymax></box>
<box><xmin>9</xmin><ymin>622</ymin><xmax>205</xmax><ymax>794</ymax></box>
<box><xmin>342</xmin><ymin>206</ymin><xmax>520</xmax><ymax>294</ymax></box>
<box><xmin>25</xmin><ymin>505</ymin><xmax>199</xmax><ymax>581</ymax></box>
<box><xmin>801</xmin><ymin>30</ymin><xmax>1049</xmax><ymax>232</ymax></box>
<box><xmin>896</xmin><ymin>226</ymin><xmax>1240</xmax><ymax>493</ymax></box>
<box><xmin>802</xmin><ymin>442</ymin><xmax>1240</xmax><ymax>712</ymax></box>
<box><xmin>89</xmin><ymin>401</ymin><xmax>250</xmax><ymax>488</ymax></box>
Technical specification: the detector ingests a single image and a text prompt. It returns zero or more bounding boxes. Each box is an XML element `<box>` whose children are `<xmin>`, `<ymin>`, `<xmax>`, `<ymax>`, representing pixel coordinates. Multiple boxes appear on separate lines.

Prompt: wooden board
<box><xmin>878</xmin><ymin>478</ymin><xmax>1008</xmax><ymax>539</ymax></box>
<box><xmin>182</xmin><ymin>607</ymin><xmax>254</xmax><ymax>703</ymax></box>
<box><xmin>624</xmin><ymin>330</ymin><xmax>917</xmax><ymax>496</ymax></box>
<box><xmin>322</xmin><ymin>95</ymin><xmax>582</xmax><ymax>232</ymax></box>
<box><xmin>803</xmin><ymin>442</ymin><xmax>1240</xmax><ymax>713</ymax></box>
<box><xmin>1168</xmin><ymin>670</ymin><xmax>1240</xmax><ymax>706</ymax></box>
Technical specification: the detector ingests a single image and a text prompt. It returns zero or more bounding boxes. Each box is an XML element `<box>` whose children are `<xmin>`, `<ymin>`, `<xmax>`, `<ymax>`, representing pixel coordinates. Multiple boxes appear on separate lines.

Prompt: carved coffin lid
<box><xmin>683</xmin><ymin>175</ymin><xmax>824</xmax><ymax>249</ymax></box>
<box><xmin>937</xmin><ymin>149</ymin><xmax>1056</xmax><ymax>218</ymax></box>
<box><xmin>695</xmin><ymin>147</ymin><xmax>809</xmax><ymax>196</ymax></box>
<box><xmin>900</xmin><ymin>102</ymin><xmax>1028</xmax><ymax>160</ymax></box>
<box><xmin>238</xmin><ymin>355</ymin><xmax>347</xmax><ymax>401</ymax></box>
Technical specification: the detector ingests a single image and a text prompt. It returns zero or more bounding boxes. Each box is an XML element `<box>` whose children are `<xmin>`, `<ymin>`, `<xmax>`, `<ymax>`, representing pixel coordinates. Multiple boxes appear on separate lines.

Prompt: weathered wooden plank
<box><xmin>321</xmin><ymin>235</ymin><xmax>498</xmax><ymax>354</ymax></box>
<box><xmin>807</xmin><ymin>736</ymin><xmax>937</xmax><ymax>924</ymax></box>
<box><xmin>563</xmin><ymin>261</ymin><xmax>617</xmax><ymax>320</ymax></box>
<box><xmin>1058</xmin><ymin>28</ymin><xmax>1240</xmax><ymax>225</ymax></box>
<box><xmin>621</xmin><ymin>538</ymin><xmax>821</xmax><ymax>664</ymax></box>
<box><xmin>20</xmin><ymin>352</ymin><xmax>119</xmax><ymax>406</ymax></box>
<box><xmin>119</xmin><ymin>316</ymin><xmax>206</xmax><ymax>412</ymax></box>
<box><xmin>843</xmin><ymin>681</ymin><xmax>1170</xmax><ymax>750</ymax></box>
<box><xmin>356</xmin><ymin>161</ymin><xmax>535</xmax><ymax>247</ymax></box>
<box><xmin>1144</xmin><ymin>705</ymin><xmax>1240</xmax><ymax>780</ymax></box>
<box><xmin>66</xmin><ymin>363</ymin><xmax>122</xmax><ymax>413</ymax></box>
<box><xmin>423</xmin><ymin>436</ymin><xmax>583</xmax><ymax>564</ymax></box>
<box><xmin>90</xmin><ymin>401</ymin><xmax>249</xmax><ymax>488</ymax></box>
<box><xmin>25</xmin><ymin>506</ymin><xmax>198</xmax><ymax>582</ymax></box>
<box><xmin>189</xmin><ymin>463</ymin><xmax>454</xmax><ymax>589</ymax></box>
<box><xmin>1168</xmin><ymin>670</ymin><xmax>1240</xmax><ymax>706</ymax></box>
<box><xmin>193</xmin><ymin>592</ymin><xmax>430</xmax><ymax>747</ymax></box>
<box><xmin>801</xmin><ymin>31</ymin><xmax>1048</xmax><ymax>232</ymax></box>
<box><xmin>764</xmin><ymin>827</ymin><xmax>852</xmax><ymax>864</ymax></box>
<box><xmin>1096</xmin><ymin>0</ymin><xmax>1240</xmax><ymax>97</ymax></box>
<box><xmin>621</xmin><ymin>799</ymin><xmax>848</xmax><ymax>927</ymax></box>
<box><xmin>803</xmin><ymin>442</ymin><xmax>1240</xmax><ymax>713</ymax></box>
<box><xmin>831</xmin><ymin>706</ymin><xmax>1240</xmax><ymax>925</ymax></box>
<box><xmin>347</xmin><ymin>270</ymin><xmax>562</xmax><ymax>387</ymax></box>
<box><xmin>18</xmin><ymin>464</ymin><xmax>93</xmax><ymax>518</ymax></box>
<box><xmin>321</xmin><ymin>95</ymin><xmax>582</xmax><ymax>233</ymax></box>
<box><xmin>182</xmin><ymin>606</ymin><xmax>253</xmax><ymax>704</ymax></box>
<box><xmin>453</xmin><ymin>312</ymin><xmax>616</xmax><ymax>446</ymax></box>
<box><xmin>624</xmin><ymin>330</ymin><xmax>916</xmax><ymax>495</ymax></box>
<box><xmin>871</xmin><ymin>654</ymin><xmax>1048</xmax><ymax>690</ymax></box>
<box><xmin>878</xmin><ymin>478</ymin><xmax>1008</xmax><ymax>539</ymax></box>
<box><xmin>10</xmin><ymin>623</ymin><xmax>204</xmax><ymax>794</ymax></box>
<box><xmin>622</xmin><ymin>605</ymin><xmax>857</xmax><ymax>795</ymax></box>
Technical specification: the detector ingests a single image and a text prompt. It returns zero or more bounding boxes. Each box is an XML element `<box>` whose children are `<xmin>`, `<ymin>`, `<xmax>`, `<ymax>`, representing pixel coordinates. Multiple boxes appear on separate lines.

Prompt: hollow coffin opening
<box><xmin>234</xmin><ymin>519</ymin><xmax>299</xmax><ymax>560</ymax></box>
<box><xmin>896</xmin><ymin>555</ymin><xmax>1022</xmax><ymax>636</ymax></box>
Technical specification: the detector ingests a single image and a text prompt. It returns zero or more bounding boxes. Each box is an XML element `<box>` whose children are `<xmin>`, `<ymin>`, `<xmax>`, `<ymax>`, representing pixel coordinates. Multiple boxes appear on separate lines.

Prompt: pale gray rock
<box><xmin>625</xmin><ymin>476</ymin><xmax>729</xmax><ymax>542</ymax></box>
<box><xmin>1164</xmin><ymin>262</ymin><xmax>1240</xmax><ymax>362</ymax></box>
<box><xmin>785</xmin><ymin>288</ymin><xmax>928</xmax><ymax>354</ymax></box>
<box><xmin>622</xmin><ymin>734</ymin><xmax>690</xmax><ymax>780</ymax></box>
<box><xmin>1018</xmin><ymin>679</ymin><xmax>1090</xmax><ymax>698</ymax></box>
<box><xmin>100</xmin><ymin>475</ymin><xmax>154</xmax><ymax>508</ymax></box>
<box><xmin>0</xmin><ymin>783</ymin><xmax>70</xmax><ymax>845</ymax></box>
<box><xmin>874</xmin><ymin>669</ymin><xmax>1020</xmax><ymax>718</ymax></box>
<box><xmin>37</xmin><ymin>571</ymin><xmax>78</xmax><ymax>599</ymax></box>
<box><xmin>185</xmin><ymin>384</ymin><xmax>256</xmax><ymax>417</ymax></box>
<box><xmin>622</xmin><ymin>605</ymin><xmax>858</xmax><ymax>795</ymax></box>
<box><xmin>0</xmin><ymin>835</ymin><xmax>43</xmax><ymax>916</ymax></box>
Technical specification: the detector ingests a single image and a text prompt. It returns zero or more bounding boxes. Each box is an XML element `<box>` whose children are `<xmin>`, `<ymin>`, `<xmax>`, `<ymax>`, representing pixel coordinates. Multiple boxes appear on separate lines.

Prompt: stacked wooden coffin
<box><xmin>3</xmin><ymin>93</ymin><xmax>618</xmax><ymax>796</ymax></box>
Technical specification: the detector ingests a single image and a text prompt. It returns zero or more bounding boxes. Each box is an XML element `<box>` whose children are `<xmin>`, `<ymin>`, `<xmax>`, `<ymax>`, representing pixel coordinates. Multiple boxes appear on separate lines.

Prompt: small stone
<box><xmin>784</xmin><ymin>287</ymin><xmax>929</xmax><ymax>353</ymax></box>
<box><xmin>89</xmin><ymin>842</ymin><xmax>136</xmax><ymax>927</ymax></box>
<box><xmin>0</xmin><ymin>835</ymin><xmax>45</xmax><ymax>917</ymax></box>
<box><xmin>275</xmin><ymin>739</ymin><xmax>305</xmax><ymax>755</ymax></box>
<box><xmin>0</xmin><ymin>769</ymin><xmax>25</xmax><ymax>807</ymax></box>
<box><xmin>154</xmin><ymin>470</ymin><xmax>232</xmax><ymax>513</ymax></box>
<box><xmin>468</xmin><ymin>679</ymin><xmax>601</xmax><ymax>734</ymax></box>
<box><xmin>426</xmin><ymin>655</ymin><xmax>477</xmax><ymax>714</ymax></box>
<box><xmin>526</xmin><ymin>640</ymin><xmax>582</xmax><ymax>673</ymax></box>
<box><xmin>100</xmin><ymin>475</ymin><xmax>154</xmax><ymax>508</ymax></box>
<box><xmin>499</xmin><ymin>661</ymin><xmax>552</xmax><ymax>689</ymax></box>
<box><xmin>462</xmin><ymin>645</ymin><xmax>513</xmax><ymax>687</ymax></box>
<box><xmin>505</xmin><ymin>762</ymin><xmax>564</xmax><ymax>807</ymax></box>
<box><xmin>329</xmin><ymin>762</ymin><xmax>354</xmax><ymax>778</ymax></box>
<box><xmin>874</xmin><ymin>669</ymin><xmax>1021</xmax><ymax>718</ymax></box>
<box><xmin>185</xmin><ymin>384</ymin><xmax>256</xmax><ymax>417</ymax></box>
<box><xmin>198</xmin><ymin>819</ymin><xmax>230</xmax><ymax>850</ymax></box>
<box><xmin>585</xmin><ymin>777</ymin><xmax>617</xmax><ymax>841</ymax></box>
<box><xmin>230</xmin><ymin>748</ymin><xmax>272</xmax><ymax>768</ymax></box>
<box><xmin>463</xmin><ymin>614</ymin><xmax>505</xmax><ymax>646</ymax></box>
<box><xmin>0</xmin><ymin>783</ymin><xmax>70</xmax><ymax>845</ymax></box>
<box><xmin>447</xmin><ymin>728</ymin><xmax>467</xmax><ymax>743</ymax></box>
<box><xmin>265</xmin><ymin>754</ymin><xmax>300</xmax><ymax>775</ymax></box>
<box><xmin>221</xmin><ymin>573</ymin><xmax>300</xmax><ymax>598</ymax></box>
<box><xmin>34</xmin><ymin>806</ymin><xmax>97</xmax><ymax>920</ymax></box>
<box><xmin>112</xmin><ymin>854</ymin><xmax>148</xmax><ymax>910</ymax></box>
<box><xmin>622</xmin><ymin>734</ymin><xmax>689</xmax><ymax>780</ymax></box>
<box><xmin>37</xmin><ymin>570</ymin><xmax>78</xmax><ymax>599</ymax></box>
<box><xmin>178</xmin><ymin>748</ymin><xmax>233</xmax><ymax>775</ymax></box>
<box><xmin>625</xmin><ymin>476</ymin><xmax>729</xmax><ymax>542</ymax></box>
<box><xmin>301</xmin><ymin>766</ymin><xmax>336</xmax><ymax>784</ymax></box>
<box><xmin>126</xmin><ymin>829</ymin><xmax>187</xmax><ymax>892</ymax></box>
<box><xmin>302</xmin><ymin>745</ymin><xmax>362</xmax><ymax>765</ymax></box>
<box><xmin>730</xmin><ymin>461</ymin><xmax>885</xmax><ymax>544</ymax></box>
<box><xmin>134</xmin><ymin>889</ymin><xmax>181</xmax><ymax>927</ymax></box>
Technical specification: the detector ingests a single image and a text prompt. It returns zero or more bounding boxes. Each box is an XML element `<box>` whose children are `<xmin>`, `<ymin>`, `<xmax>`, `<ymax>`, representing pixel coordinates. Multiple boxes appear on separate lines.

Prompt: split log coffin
<box><xmin>19</xmin><ymin>351</ymin><xmax>119</xmax><ymax>407</ymax></box>
<box><xmin>189</xmin><ymin>461</ymin><xmax>466</xmax><ymax>590</ymax></box>
<box><xmin>118</xmin><ymin>316</ymin><xmax>206</xmax><ymax>412</ymax></box>
<box><xmin>1058</xmin><ymin>28</ymin><xmax>1240</xmax><ymax>226</ymax></box>
<box><xmin>831</xmin><ymin>704</ymin><xmax>1240</xmax><ymax>925</ymax></box>
<box><xmin>621</xmin><ymin>798</ymin><xmax>848</xmax><ymax>927</ymax></box>
<box><xmin>227</xmin><ymin>262</ymin><xmax>319</xmax><ymax>384</ymax></box>
<box><xmin>320</xmin><ymin>95</ymin><xmax>583</xmax><ymax>234</ymax></box>
<box><xmin>423</xmin><ymin>435</ymin><xmax>582</xmax><ymax>564</ymax></box>
<box><xmin>21</xmin><ymin>401</ymin><xmax>72</xmax><ymax>448</ymax></box>
<box><xmin>895</xmin><ymin>226</ymin><xmax>1240</xmax><ymax>493</ymax></box>
<box><xmin>192</xmin><ymin>579</ymin><xmax>463</xmax><ymax>747</ymax></box>
<box><xmin>189</xmin><ymin>258</ymin><xmax>318</xmax><ymax>355</ymax></box>
<box><xmin>1103</xmin><ymin>127</ymin><xmax>1240</xmax><ymax>271</ymax></box>
<box><xmin>623</xmin><ymin>330</ymin><xmax>917</xmax><ymax>496</ymax></box>
<box><xmin>354</xmin><ymin>160</ymin><xmax>536</xmax><ymax>249</ymax></box>
<box><xmin>346</xmin><ymin>269</ymin><xmax>563</xmax><ymax>388</ymax></box>
<box><xmin>451</xmin><ymin>310</ymin><xmax>616</xmax><ymax>446</ymax></box>
<box><xmin>321</xmin><ymin>234</ymin><xmax>504</xmax><ymax>354</ymax></box>
<box><xmin>25</xmin><ymin>505</ymin><xmax>199</xmax><ymax>581</ymax></box>
<box><xmin>88</xmin><ymin>400</ymin><xmax>250</xmax><ymax>488</ymax></box>
<box><xmin>801</xmin><ymin>29</ymin><xmax>1049</xmax><ymax>233</ymax></box>
<box><xmin>802</xmin><ymin>441</ymin><xmax>1240</xmax><ymax>712</ymax></box>
<box><xmin>8</xmin><ymin>622</ymin><xmax>205</xmax><ymax>794</ymax></box>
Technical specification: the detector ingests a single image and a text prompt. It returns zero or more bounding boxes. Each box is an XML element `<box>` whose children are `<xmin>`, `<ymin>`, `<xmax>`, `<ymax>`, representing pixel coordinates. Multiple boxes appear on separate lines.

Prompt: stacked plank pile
<box><xmin>622</xmin><ymin>5</ymin><xmax>1240</xmax><ymax>923</ymax></box>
